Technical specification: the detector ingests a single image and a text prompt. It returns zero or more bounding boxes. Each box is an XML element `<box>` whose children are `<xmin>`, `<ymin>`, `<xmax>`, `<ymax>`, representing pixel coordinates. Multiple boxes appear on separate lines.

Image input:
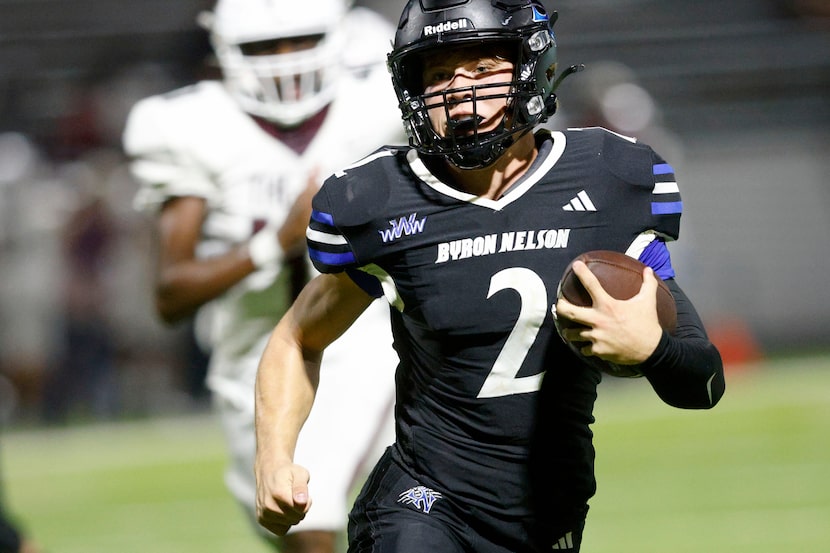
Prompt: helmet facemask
<box><xmin>398</xmin><ymin>40</ymin><xmax>552</xmax><ymax>169</ymax></box>
<box><xmin>214</xmin><ymin>32</ymin><xmax>345</xmax><ymax>127</ymax></box>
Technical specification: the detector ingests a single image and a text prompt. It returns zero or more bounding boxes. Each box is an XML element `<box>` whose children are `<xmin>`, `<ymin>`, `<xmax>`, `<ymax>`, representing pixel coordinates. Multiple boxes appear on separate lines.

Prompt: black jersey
<box><xmin>307</xmin><ymin>127</ymin><xmax>683</xmax><ymax>523</ymax></box>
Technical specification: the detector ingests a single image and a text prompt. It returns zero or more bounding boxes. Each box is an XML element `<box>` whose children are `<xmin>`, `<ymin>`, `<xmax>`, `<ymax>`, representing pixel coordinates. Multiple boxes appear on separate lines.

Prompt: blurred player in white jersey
<box><xmin>122</xmin><ymin>1</ymin><xmax>403</xmax><ymax>551</ymax></box>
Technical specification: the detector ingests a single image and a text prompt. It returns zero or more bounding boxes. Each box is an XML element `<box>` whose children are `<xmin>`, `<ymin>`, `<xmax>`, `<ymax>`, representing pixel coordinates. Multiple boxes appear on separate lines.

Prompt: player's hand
<box><xmin>278</xmin><ymin>170</ymin><xmax>319</xmax><ymax>255</ymax></box>
<box><xmin>555</xmin><ymin>261</ymin><xmax>663</xmax><ymax>365</ymax></box>
<box><xmin>255</xmin><ymin>460</ymin><xmax>312</xmax><ymax>536</ymax></box>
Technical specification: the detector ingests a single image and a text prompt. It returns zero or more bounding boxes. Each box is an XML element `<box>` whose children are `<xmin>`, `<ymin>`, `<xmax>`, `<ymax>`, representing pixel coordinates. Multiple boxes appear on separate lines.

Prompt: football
<box><xmin>554</xmin><ymin>250</ymin><xmax>677</xmax><ymax>378</ymax></box>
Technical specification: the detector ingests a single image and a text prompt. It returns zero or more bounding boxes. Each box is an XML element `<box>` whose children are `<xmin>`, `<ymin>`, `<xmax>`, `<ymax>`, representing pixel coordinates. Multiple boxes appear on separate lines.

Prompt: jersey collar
<box><xmin>407</xmin><ymin>131</ymin><xmax>566</xmax><ymax>211</ymax></box>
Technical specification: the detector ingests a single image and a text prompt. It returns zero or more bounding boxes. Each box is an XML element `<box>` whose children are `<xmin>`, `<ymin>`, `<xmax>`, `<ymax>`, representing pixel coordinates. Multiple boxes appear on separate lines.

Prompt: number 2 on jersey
<box><xmin>477</xmin><ymin>267</ymin><xmax>548</xmax><ymax>398</ymax></box>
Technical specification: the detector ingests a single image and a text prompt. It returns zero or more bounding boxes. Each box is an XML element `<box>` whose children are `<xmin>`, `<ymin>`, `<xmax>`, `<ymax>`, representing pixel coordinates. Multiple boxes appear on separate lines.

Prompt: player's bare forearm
<box><xmin>254</xmin><ymin>272</ymin><xmax>374</xmax><ymax>462</ymax></box>
<box><xmin>254</xmin><ymin>307</ymin><xmax>319</xmax><ymax>536</ymax></box>
<box><xmin>253</xmin><ymin>272</ymin><xmax>374</xmax><ymax>535</ymax></box>
<box><xmin>155</xmin><ymin>246</ymin><xmax>257</xmax><ymax>322</ymax></box>
<box><xmin>255</xmin><ymin>308</ymin><xmax>320</xmax><ymax>467</ymax></box>
<box><xmin>155</xmin><ymin>196</ymin><xmax>257</xmax><ymax>322</ymax></box>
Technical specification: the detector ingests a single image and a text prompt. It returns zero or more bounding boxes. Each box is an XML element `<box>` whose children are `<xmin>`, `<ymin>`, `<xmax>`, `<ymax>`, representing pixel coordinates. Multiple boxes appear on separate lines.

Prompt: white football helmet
<box><xmin>201</xmin><ymin>0</ymin><xmax>352</xmax><ymax>126</ymax></box>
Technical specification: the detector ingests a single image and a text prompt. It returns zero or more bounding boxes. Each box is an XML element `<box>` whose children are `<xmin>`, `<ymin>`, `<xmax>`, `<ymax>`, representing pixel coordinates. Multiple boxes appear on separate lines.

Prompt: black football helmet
<box><xmin>388</xmin><ymin>0</ymin><xmax>576</xmax><ymax>168</ymax></box>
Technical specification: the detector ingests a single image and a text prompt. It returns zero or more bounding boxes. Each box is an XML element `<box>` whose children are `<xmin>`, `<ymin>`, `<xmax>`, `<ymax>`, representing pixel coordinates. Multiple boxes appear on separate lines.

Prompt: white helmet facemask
<box><xmin>202</xmin><ymin>0</ymin><xmax>350</xmax><ymax>127</ymax></box>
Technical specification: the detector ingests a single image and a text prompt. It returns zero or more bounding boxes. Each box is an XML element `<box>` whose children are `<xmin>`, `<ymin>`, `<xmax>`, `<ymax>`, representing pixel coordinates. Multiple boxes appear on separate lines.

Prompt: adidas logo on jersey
<box><xmin>562</xmin><ymin>191</ymin><xmax>596</xmax><ymax>212</ymax></box>
<box><xmin>551</xmin><ymin>531</ymin><xmax>575</xmax><ymax>550</ymax></box>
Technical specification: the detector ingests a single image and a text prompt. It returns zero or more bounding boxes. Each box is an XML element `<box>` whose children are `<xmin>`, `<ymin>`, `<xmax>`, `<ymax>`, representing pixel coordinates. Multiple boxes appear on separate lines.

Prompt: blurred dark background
<box><xmin>0</xmin><ymin>0</ymin><xmax>828</xmax><ymax>424</ymax></box>
<box><xmin>1</xmin><ymin>0</ymin><xmax>827</xmax><ymax>152</ymax></box>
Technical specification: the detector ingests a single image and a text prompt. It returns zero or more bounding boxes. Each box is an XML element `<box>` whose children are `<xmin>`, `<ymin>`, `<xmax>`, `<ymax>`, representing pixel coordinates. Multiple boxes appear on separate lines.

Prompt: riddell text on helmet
<box><xmin>423</xmin><ymin>18</ymin><xmax>470</xmax><ymax>36</ymax></box>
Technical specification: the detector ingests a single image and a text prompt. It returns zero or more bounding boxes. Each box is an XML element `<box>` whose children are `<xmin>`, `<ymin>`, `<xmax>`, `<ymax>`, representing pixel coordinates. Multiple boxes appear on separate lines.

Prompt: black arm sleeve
<box><xmin>637</xmin><ymin>278</ymin><xmax>725</xmax><ymax>409</ymax></box>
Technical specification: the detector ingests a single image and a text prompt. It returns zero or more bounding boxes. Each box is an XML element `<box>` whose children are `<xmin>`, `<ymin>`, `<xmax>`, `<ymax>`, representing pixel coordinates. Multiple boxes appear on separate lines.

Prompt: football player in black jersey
<box><xmin>254</xmin><ymin>1</ymin><xmax>725</xmax><ymax>552</ymax></box>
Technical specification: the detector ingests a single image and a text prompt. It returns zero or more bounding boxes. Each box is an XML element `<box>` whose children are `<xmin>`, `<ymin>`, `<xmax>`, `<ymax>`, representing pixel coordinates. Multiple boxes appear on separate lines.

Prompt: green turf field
<box><xmin>2</xmin><ymin>354</ymin><xmax>829</xmax><ymax>553</ymax></box>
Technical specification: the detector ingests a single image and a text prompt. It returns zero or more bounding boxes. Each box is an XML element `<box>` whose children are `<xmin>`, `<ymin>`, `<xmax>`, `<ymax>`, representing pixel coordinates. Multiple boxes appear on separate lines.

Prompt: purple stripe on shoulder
<box><xmin>311</xmin><ymin>209</ymin><xmax>334</xmax><ymax>226</ymax></box>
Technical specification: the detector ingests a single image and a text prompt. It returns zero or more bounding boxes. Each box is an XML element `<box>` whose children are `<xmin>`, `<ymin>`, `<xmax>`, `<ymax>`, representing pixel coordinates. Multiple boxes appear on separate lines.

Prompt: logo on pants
<box><xmin>398</xmin><ymin>486</ymin><xmax>443</xmax><ymax>514</ymax></box>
